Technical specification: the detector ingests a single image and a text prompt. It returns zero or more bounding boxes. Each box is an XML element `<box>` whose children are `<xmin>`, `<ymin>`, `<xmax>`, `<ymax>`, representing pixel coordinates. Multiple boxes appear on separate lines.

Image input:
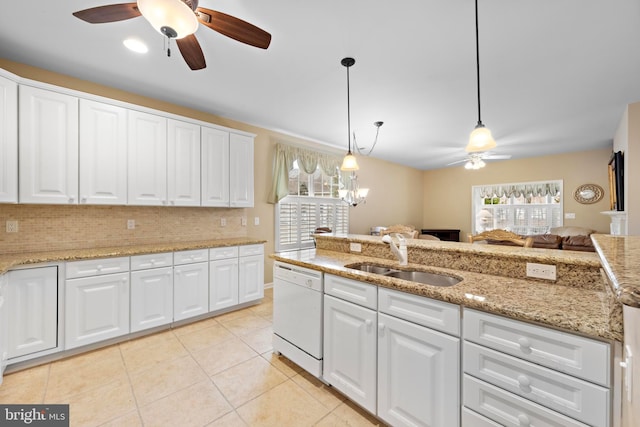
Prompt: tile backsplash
<box><xmin>0</xmin><ymin>205</ymin><xmax>247</xmax><ymax>254</ymax></box>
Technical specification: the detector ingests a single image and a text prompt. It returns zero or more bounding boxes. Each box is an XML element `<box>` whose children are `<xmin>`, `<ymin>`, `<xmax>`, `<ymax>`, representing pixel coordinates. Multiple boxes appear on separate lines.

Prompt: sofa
<box><xmin>486</xmin><ymin>227</ymin><xmax>596</xmax><ymax>252</ymax></box>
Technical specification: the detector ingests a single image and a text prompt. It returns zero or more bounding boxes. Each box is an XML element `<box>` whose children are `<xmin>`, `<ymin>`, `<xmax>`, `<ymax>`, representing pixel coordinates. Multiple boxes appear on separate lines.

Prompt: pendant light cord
<box><xmin>346</xmin><ymin>64</ymin><xmax>352</xmax><ymax>154</ymax></box>
<box><xmin>475</xmin><ymin>0</ymin><xmax>482</xmax><ymax>127</ymax></box>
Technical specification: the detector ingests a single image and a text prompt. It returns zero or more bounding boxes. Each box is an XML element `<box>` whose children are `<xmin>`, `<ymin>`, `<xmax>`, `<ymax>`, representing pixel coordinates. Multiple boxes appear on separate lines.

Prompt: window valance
<box><xmin>268</xmin><ymin>143</ymin><xmax>342</xmax><ymax>204</ymax></box>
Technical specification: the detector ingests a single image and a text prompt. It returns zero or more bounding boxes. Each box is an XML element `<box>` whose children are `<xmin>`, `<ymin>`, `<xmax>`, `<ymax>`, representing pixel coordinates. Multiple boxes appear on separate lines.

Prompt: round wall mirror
<box><xmin>573</xmin><ymin>184</ymin><xmax>604</xmax><ymax>204</ymax></box>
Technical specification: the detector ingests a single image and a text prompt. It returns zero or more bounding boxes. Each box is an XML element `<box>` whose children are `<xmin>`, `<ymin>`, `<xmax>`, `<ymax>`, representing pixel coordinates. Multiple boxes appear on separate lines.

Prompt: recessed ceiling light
<box><xmin>123</xmin><ymin>38</ymin><xmax>148</xmax><ymax>53</ymax></box>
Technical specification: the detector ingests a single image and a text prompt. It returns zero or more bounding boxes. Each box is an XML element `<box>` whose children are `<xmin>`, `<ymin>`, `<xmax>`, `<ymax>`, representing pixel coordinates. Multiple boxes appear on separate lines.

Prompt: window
<box><xmin>472</xmin><ymin>180</ymin><xmax>563</xmax><ymax>236</ymax></box>
<box><xmin>273</xmin><ymin>149</ymin><xmax>349</xmax><ymax>251</ymax></box>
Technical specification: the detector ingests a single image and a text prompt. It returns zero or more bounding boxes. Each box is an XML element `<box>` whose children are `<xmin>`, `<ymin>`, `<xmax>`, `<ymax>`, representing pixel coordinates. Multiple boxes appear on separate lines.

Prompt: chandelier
<box><xmin>339</xmin><ymin>172</ymin><xmax>369</xmax><ymax>207</ymax></box>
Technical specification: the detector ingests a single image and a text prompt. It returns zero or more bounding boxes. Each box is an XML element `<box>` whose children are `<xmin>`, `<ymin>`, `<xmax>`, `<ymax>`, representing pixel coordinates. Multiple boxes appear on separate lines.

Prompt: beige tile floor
<box><xmin>0</xmin><ymin>288</ymin><xmax>388</xmax><ymax>427</ymax></box>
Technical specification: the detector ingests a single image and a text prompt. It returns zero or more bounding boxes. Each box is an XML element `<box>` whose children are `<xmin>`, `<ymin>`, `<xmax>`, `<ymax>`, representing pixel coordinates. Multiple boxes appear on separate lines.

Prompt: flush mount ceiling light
<box><xmin>465</xmin><ymin>0</ymin><xmax>496</xmax><ymax>154</ymax></box>
<box><xmin>339</xmin><ymin>57</ymin><xmax>369</xmax><ymax>207</ymax></box>
<box><xmin>123</xmin><ymin>38</ymin><xmax>149</xmax><ymax>53</ymax></box>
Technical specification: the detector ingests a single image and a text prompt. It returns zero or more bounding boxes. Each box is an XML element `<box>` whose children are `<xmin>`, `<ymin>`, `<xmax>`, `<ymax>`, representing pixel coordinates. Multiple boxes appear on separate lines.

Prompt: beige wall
<box><xmin>614</xmin><ymin>102</ymin><xmax>640</xmax><ymax>235</ymax></box>
<box><xmin>422</xmin><ymin>148</ymin><xmax>613</xmax><ymax>241</ymax></box>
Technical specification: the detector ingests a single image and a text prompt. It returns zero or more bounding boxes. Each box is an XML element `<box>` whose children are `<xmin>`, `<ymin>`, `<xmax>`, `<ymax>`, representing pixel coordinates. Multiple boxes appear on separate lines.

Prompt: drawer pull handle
<box><xmin>518</xmin><ymin>337</ymin><xmax>532</xmax><ymax>352</ymax></box>
<box><xmin>365</xmin><ymin>319</ymin><xmax>373</xmax><ymax>330</ymax></box>
<box><xmin>517</xmin><ymin>374</ymin><xmax>531</xmax><ymax>392</ymax></box>
<box><xmin>517</xmin><ymin>413</ymin><xmax>531</xmax><ymax>426</ymax></box>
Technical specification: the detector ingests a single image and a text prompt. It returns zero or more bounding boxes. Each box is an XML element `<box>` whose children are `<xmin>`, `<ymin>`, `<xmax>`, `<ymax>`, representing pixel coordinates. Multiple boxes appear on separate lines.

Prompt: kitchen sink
<box><xmin>385</xmin><ymin>270</ymin><xmax>461</xmax><ymax>287</ymax></box>
<box><xmin>346</xmin><ymin>263</ymin><xmax>461</xmax><ymax>287</ymax></box>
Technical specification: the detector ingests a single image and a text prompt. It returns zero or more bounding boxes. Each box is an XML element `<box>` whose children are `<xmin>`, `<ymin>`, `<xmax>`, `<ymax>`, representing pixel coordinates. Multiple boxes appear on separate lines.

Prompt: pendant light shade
<box><xmin>465</xmin><ymin>0</ymin><xmax>496</xmax><ymax>154</ymax></box>
<box><xmin>137</xmin><ymin>0</ymin><xmax>199</xmax><ymax>39</ymax></box>
<box><xmin>341</xmin><ymin>153</ymin><xmax>359</xmax><ymax>171</ymax></box>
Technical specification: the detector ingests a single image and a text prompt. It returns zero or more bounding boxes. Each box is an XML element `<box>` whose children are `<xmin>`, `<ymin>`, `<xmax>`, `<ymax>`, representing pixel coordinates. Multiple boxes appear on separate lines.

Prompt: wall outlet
<box><xmin>350</xmin><ymin>242</ymin><xmax>362</xmax><ymax>253</ymax></box>
<box><xmin>254</xmin><ymin>217</ymin><xmax>260</xmax><ymax>226</ymax></box>
<box><xmin>564</xmin><ymin>213</ymin><xmax>576</xmax><ymax>219</ymax></box>
<box><xmin>127</xmin><ymin>219</ymin><xmax>135</xmax><ymax>230</ymax></box>
<box><xmin>220</xmin><ymin>218</ymin><xmax>226</xmax><ymax>227</ymax></box>
<box><xmin>6</xmin><ymin>220</ymin><xmax>18</xmax><ymax>233</ymax></box>
<box><xmin>241</xmin><ymin>217</ymin><xmax>247</xmax><ymax>226</ymax></box>
<box><xmin>526</xmin><ymin>262</ymin><xmax>557</xmax><ymax>280</ymax></box>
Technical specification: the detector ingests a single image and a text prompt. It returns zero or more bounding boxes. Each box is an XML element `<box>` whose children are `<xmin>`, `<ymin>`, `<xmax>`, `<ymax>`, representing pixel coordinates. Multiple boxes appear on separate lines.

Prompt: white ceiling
<box><xmin>1</xmin><ymin>0</ymin><xmax>639</xmax><ymax>170</ymax></box>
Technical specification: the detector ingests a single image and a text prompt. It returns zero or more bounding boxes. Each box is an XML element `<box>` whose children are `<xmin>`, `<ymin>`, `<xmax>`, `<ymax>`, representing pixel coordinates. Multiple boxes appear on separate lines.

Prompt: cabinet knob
<box><xmin>517</xmin><ymin>337</ymin><xmax>532</xmax><ymax>352</ymax></box>
<box><xmin>365</xmin><ymin>319</ymin><xmax>373</xmax><ymax>330</ymax></box>
<box><xmin>306</xmin><ymin>279</ymin><xmax>313</xmax><ymax>287</ymax></box>
<box><xmin>167</xmin><ymin>271</ymin><xmax>172</xmax><ymax>276</ymax></box>
<box><xmin>96</xmin><ymin>265</ymin><xmax>103</xmax><ymax>271</ymax></box>
<box><xmin>162</xmin><ymin>200</ymin><xmax>168</xmax><ymax>205</ymax></box>
<box><xmin>378</xmin><ymin>323</ymin><xmax>385</xmax><ymax>334</ymax></box>
<box><xmin>68</xmin><ymin>197</ymin><xmax>75</xmax><ymax>203</ymax></box>
<box><xmin>517</xmin><ymin>413</ymin><xmax>531</xmax><ymax>426</ymax></box>
<box><xmin>81</xmin><ymin>196</ymin><xmax>87</xmax><ymax>203</ymax></box>
<box><xmin>517</xmin><ymin>374</ymin><xmax>531</xmax><ymax>392</ymax></box>
<box><xmin>175</xmin><ymin>269</ymin><xmax>181</xmax><ymax>275</ymax></box>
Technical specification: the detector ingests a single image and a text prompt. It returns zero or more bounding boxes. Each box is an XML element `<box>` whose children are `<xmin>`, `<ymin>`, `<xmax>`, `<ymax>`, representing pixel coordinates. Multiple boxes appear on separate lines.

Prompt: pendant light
<box><xmin>340</xmin><ymin>57</ymin><xmax>360</xmax><ymax>171</ymax></box>
<box><xmin>338</xmin><ymin>57</ymin><xmax>369</xmax><ymax>206</ymax></box>
<box><xmin>465</xmin><ymin>0</ymin><xmax>496</xmax><ymax>153</ymax></box>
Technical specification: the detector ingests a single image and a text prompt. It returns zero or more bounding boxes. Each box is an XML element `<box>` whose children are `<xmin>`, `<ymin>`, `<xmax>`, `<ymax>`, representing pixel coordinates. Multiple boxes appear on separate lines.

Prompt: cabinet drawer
<box><xmin>464</xmin><ymin>342</ymin><xmax>609</xmax><ymax>426</ymax></box>
<box><xmin>462</xmin><ymin>407</ymin><xmax>502</xmax><ymax>427</ymax></box>
<box><xmin>239</xmin><ymin>244</ymin><xmax>264</xmax><ymax>257</ymax></box>
<box><xmin>464</xmin><ymin>375</ymin><xmax>589</xmax><ymax>427</ymax></box>
<box><xmin>463</xmin><ymin>308</ymin><xmax>610</xmax><ymax>386</ymax></box>
<box><xmin>379</xmin><ymin>287</ymin><xmax>459</xmax><ymax>336</ymax></box>
<box><xmin>209</xmin><ymin>246</ymin><xmax>239</xmax><ymax>260</ymax></box>
<box><xmin>130</xmin><ymin>252</ymin><xmax>173</xmax><ymax>270</ymax></box>
<box><xmin>325</xmin><ymin>274</ymin><xmax>377</xmax><ymax>309</ymax></box>
<box><xmin>173</xmin><ymin>249</ymin><xmax>209</xmax><ymax>265</ymax></box>
<box><xmin>66</xmin><ymin>257</ymin><xmax>129</xmax><ymax>279</ymax></box>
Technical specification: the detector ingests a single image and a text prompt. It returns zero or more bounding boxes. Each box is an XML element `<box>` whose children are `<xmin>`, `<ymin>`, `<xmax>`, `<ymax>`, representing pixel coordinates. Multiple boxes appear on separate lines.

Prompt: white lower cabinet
<box><xmin>6</xmin><ymin>266</ymin><xmax>58</xmax><ymax>359</ymax></box>
<box><xmin>173</xmin><ymin>249</ymin><xmax>209</xmax><ymax>321</ymax></box>
<box><xmin>65</xmin><ymin>257</ymin><xmax>130</xmax><ymax>349</ymax></box>
<box><xmin>322</xmin><ymin>274</ymin><xmax>461</xmax><ymax>427</ymax></box>
<box><xmin>210</xmin><ymin>244</ymin><xmax>265</xmax><ymax>311</ymax></box>
<box><xmin>323</xmin><ymin>293</ymin><xmax>378</xmax><ymax>413</ymax></box>
<box><xmin>239</xmin><ymin>245</ymin><xmax>264</xmax><ymax>304</ymax></box>
<box><xmin>209</xmin><ymin>257</ymin><xmax>239</xmax><ymax>311</ymax></box>
<box><xmin>130</xmin><ymin>253</ymin><xmax>174</xmax><ymax>332</ymax></box>
<box><xmin>462</xmin><ymin>308</ymin><xmax>612</xmax><ymax>427</ymax></box>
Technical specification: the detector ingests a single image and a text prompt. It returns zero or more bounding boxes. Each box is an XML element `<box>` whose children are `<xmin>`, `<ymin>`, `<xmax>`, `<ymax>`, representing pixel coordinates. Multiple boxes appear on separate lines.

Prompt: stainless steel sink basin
<box><xmin>349</xmin><ymin>264</ymin><xmax>395</xmax><ymax>275</ymax></box>
<box><xmin>385</xmin><ymin>270</ymin><xmax>461</xmax><ymax>287</ymax></box>
<box><xmin>347</xmin><ymin>263</ymin><xmax>461</xmax><ymax>287</ymax></box>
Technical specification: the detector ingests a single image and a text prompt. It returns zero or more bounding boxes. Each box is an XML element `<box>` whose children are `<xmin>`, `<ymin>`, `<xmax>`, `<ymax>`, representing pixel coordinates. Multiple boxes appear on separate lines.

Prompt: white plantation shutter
<box><xmin>276</xmin><ymin>197</ymin><xmax>349</xmax><ymax>251</ymax></box>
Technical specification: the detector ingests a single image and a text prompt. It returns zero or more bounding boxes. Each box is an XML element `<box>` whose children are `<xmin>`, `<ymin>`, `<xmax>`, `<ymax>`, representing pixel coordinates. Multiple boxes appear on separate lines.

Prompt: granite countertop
<box><xmin>592</xmin><ymin>234</ymin><xmax>640</xmax><ymax>308</ymax></box>
<box><xmin>272</xmin><ymin>248</ymin><xmax>622</xmax><ymax>342</ymax></box>
<box><xmin>0</xmin><ymin>237</ymin><xmax>266</xmax><ymax>274</ymax></box>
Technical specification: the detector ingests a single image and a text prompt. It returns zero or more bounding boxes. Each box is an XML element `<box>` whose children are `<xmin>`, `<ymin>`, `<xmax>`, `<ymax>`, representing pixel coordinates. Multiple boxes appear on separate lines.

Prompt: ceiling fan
<box><xmin>72</xmin><ymin>0</ymin><xmax>271</xmax><ymax>70</ymax></box>
<box><xmin>447</xmin><ymin>152</ymin><xmax>512</xmax><ymax>169</ymax></box>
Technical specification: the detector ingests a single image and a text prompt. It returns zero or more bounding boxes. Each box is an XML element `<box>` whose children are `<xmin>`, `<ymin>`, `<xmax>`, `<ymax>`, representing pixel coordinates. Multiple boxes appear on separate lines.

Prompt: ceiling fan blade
<box><xmin>484</xmin><ymin>154</ymin><xmax>512</xmax><ymax>160</ymax></box>
<box><xmin>73</xmin><ymin>3</ymin><xmax>141</xmax><ymax>24</ymax></box>
<box><xmin>446</xmin><ymin>159</ymin><xmax>468</xmax><ymax>166</ymax></box>
<box><xmin>176</xmin><ymin>35</ymin><xmax>207</xmax><ymax>70</ymax></box>
<box><xmin>196</xmin><ymin>8</ymin><xmax>271</xmax><ymax>49</ymax></box>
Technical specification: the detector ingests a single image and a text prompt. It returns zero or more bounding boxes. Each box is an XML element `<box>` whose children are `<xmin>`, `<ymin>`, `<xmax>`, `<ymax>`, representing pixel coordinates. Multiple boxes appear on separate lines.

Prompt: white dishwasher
<box><xmin>272</xmin><ymin>261</ymin><xmax>323</xmax><ymax>378</ymax></box>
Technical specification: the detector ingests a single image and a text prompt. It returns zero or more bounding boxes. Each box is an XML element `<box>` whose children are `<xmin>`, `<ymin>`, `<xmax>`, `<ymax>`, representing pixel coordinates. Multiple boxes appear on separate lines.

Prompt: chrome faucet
<box><xmin>382</xmin><ymin>233</ymin><xmax>408</xmax><ymax>265</ymax></box>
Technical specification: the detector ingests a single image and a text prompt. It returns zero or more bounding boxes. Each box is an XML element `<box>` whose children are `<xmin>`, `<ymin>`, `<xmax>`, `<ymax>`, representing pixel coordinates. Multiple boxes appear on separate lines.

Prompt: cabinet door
<box><xmin>0</xmin><ymin>274</ymin><xmax>7</xmax><ymax>382</ymax></box>
<box><xmin>167</xmin><ymin>119</ymin><xmax>200</xmax><ymax>206</ymax></box>
<box><xmin>130</xmin><ymin>267</ymin><xmax>174</xmax><ymax>332</ymax></box>
<box><xmin>65</xmin><ymin>272</ymin><xmax>129</xmax><ymax>349</ymax></box>
<box><xmin>174</xmin><ymin>262</ymin><xmax>209</xmax><ymax>321</ymax></box>
<box><xmin>209</xmin><ymin>258</ymin><xmax>239</xmax><ymax>311</ymax></box>
<box><xmin>378</xmin><ymin>312</ymin><xmax>460</xmax><ymax>427</ymax></box>
<box><xmin>238</xmin><ymin>254</ymin><xmax>264</xmax><ymax>304</ymax></box>
<box><xmin>7</xmin><ymin>266</ymin><xmax>58</xmax><ymax>359</ymax></box>
<box><xmin>0</xmin><ymin>75</ymin><xmax>17</xmax><ymax>203</ymax></box>
<box><xmin>323</xmin><ymin>294</ymin><xmax>377</xmax><ymax>413</ymax></box>
<box><xmin>229</xmin><ymin>133</ymin><xmax>254</xmax><ymax>207</ymax></box>
<box><xmin>19</xmin><ymin>86</ymin><xmax>79</xmax><ymax>204</ymax></box>
<box><xmin>201</xmin><ymin>126</ymin><xmax>229</xmax><ymax>207</ymax></box>
<box><xmin>128</xmin><ymin>110</ymin><xmax>167</xmax><ymax>205</ymax></box>
<box><xmin>79</xmin><ymin>99</ymin><xmax>127</xmax><ymax>205</ymax></box>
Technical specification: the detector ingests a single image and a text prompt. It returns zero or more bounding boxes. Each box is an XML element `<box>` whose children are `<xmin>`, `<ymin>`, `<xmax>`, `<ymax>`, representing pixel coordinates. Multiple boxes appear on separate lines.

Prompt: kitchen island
<box><xmin>272</xmin><ymin>233</ymin><xmax>624</xmax><ymax>427</ymax></box>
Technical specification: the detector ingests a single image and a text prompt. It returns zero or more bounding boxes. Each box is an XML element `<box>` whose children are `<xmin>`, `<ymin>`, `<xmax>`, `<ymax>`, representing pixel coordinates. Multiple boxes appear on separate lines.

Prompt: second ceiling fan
<box><xmin>72</xmin><ymin>0</ymin><xmax>271</xmax><ymax>70</ymax></box>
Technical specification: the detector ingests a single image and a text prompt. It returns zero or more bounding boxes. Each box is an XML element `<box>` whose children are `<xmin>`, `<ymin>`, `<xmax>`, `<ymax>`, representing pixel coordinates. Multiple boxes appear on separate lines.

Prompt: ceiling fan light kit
<box><xmin>137</xmin><ymin>0</ymin><xmax>198</xmax><ymax>39</ymax></box>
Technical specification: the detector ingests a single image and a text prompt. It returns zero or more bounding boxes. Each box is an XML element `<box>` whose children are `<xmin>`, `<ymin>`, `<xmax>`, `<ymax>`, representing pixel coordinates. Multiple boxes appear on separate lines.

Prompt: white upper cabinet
<box><xmin>167</xmin><ymin>119</ymin><xmax>201</xmax><ymax>206</ymax></box>
<box><xmin>79</xmin><ymin>99</ymin><xmax>128</xmax><ymax>205</ymax></box>
<box><xmin>201</xmin><ymin>126</ymin><xmax>230</xmax><ymax>207</ymax></box>
<box><xmin>19</xmin><ymin>86</ymin><xmax>79</xmax><ymax>204</ymax></box>
<box><xmin>0</xmin><ymin>75</ymin><xmax>17</xmax><ymax>203</ymax></box>
<box><xmin>229</xmin><ymin>133</ymin><xmax>254</xmax><ymax>207</ymax></box>
<box><xmin>127</xmin><ymin>110</ymin><xmax>167</xmax><ymax>205</ymax></box>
